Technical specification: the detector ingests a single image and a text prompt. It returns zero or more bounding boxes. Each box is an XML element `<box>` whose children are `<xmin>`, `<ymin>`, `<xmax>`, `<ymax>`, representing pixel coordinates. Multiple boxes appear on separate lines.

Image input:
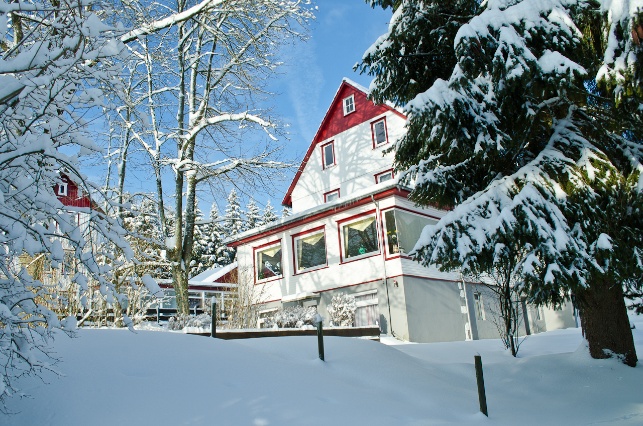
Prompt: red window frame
<box><xmin>374</xmin><ymin>169</ymin><xmax>394</xmax><ymax>184</ymax></box>
<box><xmin>371</xmin><ymin>117</ymin><xmax>389</xmax><ymax>148</ymax></box>
<box><xmin>324</xmin><ymin>188</ymin><xmax>340</xmax><ymax>203</ymax></box>
<box><xmin>291</xmin><ymin>225</ymin><xmax>328</xmax><ymax>275</ymax></box>
<box><xmin>321</xmin><ymin>141</ymin><xmax>336</xmax><ymax>169</ymax></box>
<box><xmin>253</xmin><ymin>239</ymin><xmax>284</xmax><ymax>284</ymax></box>
<box><xmin>337</xmin><ymin>209</ymin><xmax>381</xmax><ymax>264</ymax></box>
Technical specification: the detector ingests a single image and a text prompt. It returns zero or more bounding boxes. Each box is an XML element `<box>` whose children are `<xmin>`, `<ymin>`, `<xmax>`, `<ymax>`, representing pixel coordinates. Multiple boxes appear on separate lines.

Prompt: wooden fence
<box><xmin>186</xmin><ymin>325</ymin><xmax>381</xmax><ymax>341</ymax></box>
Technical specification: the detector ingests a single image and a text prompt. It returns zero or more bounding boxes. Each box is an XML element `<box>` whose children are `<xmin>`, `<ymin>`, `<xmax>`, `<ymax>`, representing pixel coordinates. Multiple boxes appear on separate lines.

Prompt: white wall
<box><xmin>290</xmin><ymin>111</ymin><xmax>406</xmax><ymax>213</ymax></box>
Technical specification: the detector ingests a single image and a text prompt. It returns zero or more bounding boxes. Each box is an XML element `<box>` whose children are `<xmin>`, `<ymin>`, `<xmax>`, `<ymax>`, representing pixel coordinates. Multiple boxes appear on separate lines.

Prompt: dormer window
<box><xmin>371</xmin><ymin>118</ymin><xmax>388</xmax><ymax>147</ymax></box>
<box><xmin>322</xmin><ymin>141</ymin><xmax>336</xmax><ymax>169</ymax></box>
<box><xmin>343</xmin><ymin>95</ymin><xmax>355</xmax><ymax>115</ymax></box>
<box><xmin>57</xmin><ymin>182</ymin><xmax>68</xmax><ymax>196</ymax></box>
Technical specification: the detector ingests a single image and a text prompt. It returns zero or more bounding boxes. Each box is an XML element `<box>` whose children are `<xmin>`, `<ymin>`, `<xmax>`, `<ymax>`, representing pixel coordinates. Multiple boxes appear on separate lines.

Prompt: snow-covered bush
<box><xmin>263</xmin><ymin>306</ymin><xmax>317</xmax><ymax>328</ymax></box>
<box><xmin>168</xmin><ymin>314</ymin><xmax>212</xmax><ymax>330</ymax></box>
<box><xmin>327</xmin><ymin>293</ymin><xmax>356</xmax><ymax>327</ymax></box>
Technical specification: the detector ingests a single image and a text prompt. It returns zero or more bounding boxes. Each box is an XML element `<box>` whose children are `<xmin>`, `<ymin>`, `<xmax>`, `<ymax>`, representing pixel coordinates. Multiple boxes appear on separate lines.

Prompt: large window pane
<box><xmin>256</xmin><ymin>244</ymin><xmax>282</xmax><ymax>280</ymax></box>
<box><xmin>343</xmin><ymin>216</ymin><xmax>378</xmax><ymax>259</ymax></box>
<box><xmin>385</xmin><ymin>209</ymin><xmax>437</xmax><ymax>255</ymax></box>
<box><xmin>296</xmin><ymin>231</ymin><xmax>327</xmax><ymax>272</ymax></box>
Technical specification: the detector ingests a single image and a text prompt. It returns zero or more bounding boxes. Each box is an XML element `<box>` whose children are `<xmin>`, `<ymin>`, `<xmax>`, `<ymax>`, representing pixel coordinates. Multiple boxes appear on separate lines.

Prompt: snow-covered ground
<box><xmin>5</xmin><ymin>316</ymin><xmax>643</xmax><ymax>425</ymax></box>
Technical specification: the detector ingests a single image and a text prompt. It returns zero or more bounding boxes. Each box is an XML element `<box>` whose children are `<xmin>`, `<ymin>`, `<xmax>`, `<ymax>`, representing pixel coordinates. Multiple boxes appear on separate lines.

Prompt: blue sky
<box><xmin>258</xmin><ymin>1</ymin><xmax>392</xmax><ymax>208</ymax></box>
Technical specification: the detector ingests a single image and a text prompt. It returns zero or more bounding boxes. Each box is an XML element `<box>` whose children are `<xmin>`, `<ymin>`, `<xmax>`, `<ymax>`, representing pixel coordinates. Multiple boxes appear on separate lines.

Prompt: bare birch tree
<box><xmin>110</xmin><ymin>0</ymin><xmax>313</xmax><ymax>314</ymax></box>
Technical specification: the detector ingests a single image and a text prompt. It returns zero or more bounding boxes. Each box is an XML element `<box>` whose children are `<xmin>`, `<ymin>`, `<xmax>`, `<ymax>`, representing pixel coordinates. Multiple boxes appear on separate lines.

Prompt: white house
<box><xmin>228</xmin><ymin>79</ymin><xmax>576</xmax><ymax>343</ymax></box>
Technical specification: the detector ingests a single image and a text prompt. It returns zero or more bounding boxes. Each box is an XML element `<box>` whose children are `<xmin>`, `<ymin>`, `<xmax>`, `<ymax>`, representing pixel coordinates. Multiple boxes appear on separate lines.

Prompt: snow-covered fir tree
<box><xmin>281</xmin><ymin>206</ymin><xmax>292</xmax><ymax>219</ymax></box>
<box><xmin>361</xmin><ymin>0</ymin><xmax>643</xmax><ymax>366</ymax></box>
<box><xmin>219</xmin><ymin>190</ymin><xmax>244</xmax><ymax>265</ymax></box>
<box><xmin>191</xmin><ymin>205</ymin><xmax>225</xmax><ymax>277</ymax></box>
<box><xmin>262</xmin><ymin>200</ymin><xmax>279</xmax><ymax>225</ymax></box>
<box><xmin>245</xmin><ymin>198</ymin><xmax>261</xmax><ymax>230</ymax></box>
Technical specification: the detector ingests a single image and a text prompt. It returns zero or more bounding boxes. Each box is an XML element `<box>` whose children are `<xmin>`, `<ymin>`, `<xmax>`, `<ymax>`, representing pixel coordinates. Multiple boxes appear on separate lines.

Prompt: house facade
<box><xmin>228</xmin><ymin>79</ymin><xmax>576</xmax><ymax>343</ymax></box>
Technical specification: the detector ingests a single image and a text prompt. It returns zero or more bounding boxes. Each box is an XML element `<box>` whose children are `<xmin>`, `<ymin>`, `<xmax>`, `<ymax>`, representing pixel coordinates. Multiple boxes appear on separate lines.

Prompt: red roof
<box><xmin>281</xmin><ymin>79</ymin><xmax>405</xmax><ymax>207</ymax></box>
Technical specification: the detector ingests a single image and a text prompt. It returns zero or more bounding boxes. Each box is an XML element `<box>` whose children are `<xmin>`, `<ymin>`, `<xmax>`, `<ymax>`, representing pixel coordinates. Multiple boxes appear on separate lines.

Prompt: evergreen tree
<box><xmin>361</xmin><ymin>0</ymin><xmax>643</xmax><ymax>366</ymax></box>
<box><xmin>191</xmin><ymin>204</ymin><xmax>226</xmax><ymax>277</ymax></box>
<box><xmin>220</xmin><ymin>190</ymin><xmax>244</xmax><ymax>264</ymax></box>
<box><xmin>281</xmin><ymin>206</ymin><xmax>292</xmax><ymax>219</ymax></box>
<box><xmin>262</xmin><ymin>200</ymin><xmax>279</xmax><ymax>225</ymax></box>
<box><xmin>245</xmin><ymin>199</ymin><xmax>261</xmax><ymax>230</ymax></box>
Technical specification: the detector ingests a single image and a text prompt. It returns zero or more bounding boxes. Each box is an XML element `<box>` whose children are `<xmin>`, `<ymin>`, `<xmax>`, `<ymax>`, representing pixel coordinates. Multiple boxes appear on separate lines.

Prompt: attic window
<box><xmin>343</xmin><ymin>95</ymin><xmax>355</xmax><ymax>115</ymax></box>
<box><xmin>375</xmin><ymin>170</ymin><xmax>394</xmax><ymax>184</ymax></box>
<box><xmin>324</xmin><ymin>189</ymin><xmax>340</xmax><ymax>203</ymax></box>
<box><xmin>57</xmin><ymin>182</ymin><xmax>68</xmax><ymax>196</ymax></box>
<box><xmin>322</xmin><ymin>141</ymin><xmax>336</xmax><ymax>169</ymax></box>
<box><xmin>371</xmin><ymin>118</ymin><xmax>388</xmax><ymax>147</ymax></box>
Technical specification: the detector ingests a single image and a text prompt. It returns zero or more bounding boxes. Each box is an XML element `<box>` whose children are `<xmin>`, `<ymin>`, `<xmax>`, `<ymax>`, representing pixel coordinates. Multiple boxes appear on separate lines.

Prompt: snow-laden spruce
<box><xmin>360</xmin><ymin>0</ymin><xmax>643</xmax><ymax>365</ymax></box>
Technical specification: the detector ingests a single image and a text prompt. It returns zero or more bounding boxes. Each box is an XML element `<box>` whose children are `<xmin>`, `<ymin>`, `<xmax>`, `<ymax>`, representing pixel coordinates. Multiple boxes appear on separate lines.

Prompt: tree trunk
<box><xmin>172</xmin><ymin>264</ymin><xmax>190</xmax><ymax>315</ymax></box>
<box><xmin>576</xmin><ymin>276</ymin><xmax>637</xmax><ymax>367</ymax></box>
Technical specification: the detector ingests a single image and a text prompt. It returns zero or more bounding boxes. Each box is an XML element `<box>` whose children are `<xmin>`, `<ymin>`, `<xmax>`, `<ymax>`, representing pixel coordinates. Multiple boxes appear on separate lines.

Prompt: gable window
<box><xmin>324</xmin><ymin>189</ymin><xmax>340</xmax><ymax>203</ymax></box>
<box><xmin>371</xmin><ymin>118</ymin><xmax>388</xmax><ymax>147</ymax></box>
<box><xmin>474</xmin><ymin>292</ymin><xmax>486</xmax><ymax>321</ymax></box>
<box><xmin>57</xmin><ymin>182</ymin><xmax>68</xmax><ymax>196</ymax></box>
<box><xmin>383</xmin><ymin>209</ymin><xmax>437</xmax><ymax>255</ymax></box>
<box><xmin>341</xmin><ymin>214</ymin><xmax>379</xmax><ymax>260</ymax></box>
<box><xmin>375</xmin><ymin>170</ymin><xmax>394</xmax><ymax>184</ymax></box>
<box><xmin>255</xmin><ymin>241</ymin><xmax>282</xmax><ymax>282</ymax></box>
<box><xmin>322</xmin><ymin>141</ymin><xmax>335</xmax><ymax>169</ymax></box>
<box><xmin>294</xmin><ymin>228</ymin><xmax>327</xmax><ymax>273</ymax></box>
<box><xmin>343</xmin><ymin>95</ymin><xmax>355</xmax><ymax>115</ymax></box>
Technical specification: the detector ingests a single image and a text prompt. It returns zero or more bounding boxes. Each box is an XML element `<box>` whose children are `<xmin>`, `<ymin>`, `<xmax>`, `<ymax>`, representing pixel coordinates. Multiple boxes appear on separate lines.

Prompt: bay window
<box><xmin>255</xmin><ymin>242</ymin><xmax>282</xmax><ymax>281</ymax></box>
<box><xmin>384</xmin><ymin>209</ymin><xmax>437</xmax><ymax>255</ymax></box>
<box><xmin>341</xmin><ymin>215</ymin><xmax>379</xmax><ymax>260</ymax></box>
<box><xmin>294</xmin><ymin>229</ymin><xmax>327</xmax><ymax>273</ymax></box>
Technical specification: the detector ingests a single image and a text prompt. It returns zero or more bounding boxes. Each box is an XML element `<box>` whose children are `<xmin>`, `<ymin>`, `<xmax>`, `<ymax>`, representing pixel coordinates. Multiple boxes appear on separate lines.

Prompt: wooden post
<box><xmin>314</xmin><ymin>313</ymin><xmax>324</xmax><ymax>361</ymax></box>
<box><xmin>156</xmin><ymin>306</ymin><xmax>160</xmax><ymax>323</ymax></box>
<box><xmin>474</xmin><ymin>355</ymin><xmax>488</xmax><ymax>416</ymax></box>
<box><xmin>210</xmin><ymin>297</ymin><xmax>217</xmax><ymax>338</ymax></box>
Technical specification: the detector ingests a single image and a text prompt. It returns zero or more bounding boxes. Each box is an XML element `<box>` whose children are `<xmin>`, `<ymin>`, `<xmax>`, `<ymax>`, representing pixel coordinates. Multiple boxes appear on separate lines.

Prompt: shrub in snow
<box><xmin>327</xmin><ymin>293</ymin><xmax>356</xmax><ymax>327</ymax></box>
<box><xmin>168</xmin><ymin>314</ymin><xmax>212</xmax><ymax>330</ymax></box>
<box><xmin>264</xmin><ymin>306</ymin><xmax>317</xmax><ymax>328</ymax></box>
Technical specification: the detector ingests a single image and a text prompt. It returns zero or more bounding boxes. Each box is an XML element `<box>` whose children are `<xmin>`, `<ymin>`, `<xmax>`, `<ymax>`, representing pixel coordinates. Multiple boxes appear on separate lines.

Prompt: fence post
<box><xmin>210</xmin><ymin>297</ymin><xmax>217</xmax><ymax>338</ymax></box>
<box><xmin>314</xmin><ymin>314</ymin><xmax>324</xmax><ymax>361</ymax></box>
<box><xmin>156</xmin><ymin>306</ymin><xmax>160</xmax><ymax>323</ymax></box>
<box><xmin>474</xmin><ymin>355</ymin><xmax>488</xmax><ymax>417</ymax></box>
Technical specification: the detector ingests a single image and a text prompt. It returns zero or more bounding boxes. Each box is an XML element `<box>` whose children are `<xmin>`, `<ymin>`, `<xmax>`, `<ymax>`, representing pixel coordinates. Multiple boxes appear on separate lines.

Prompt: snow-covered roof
<box><xmin>227</xmin><ymin>180</ymin><xmax>406</xmax><ymax>246</ymax></box>
<box><xmin>189</xmin><ymin>262</ymin><xmax>237</xmax><ymax>286</ymax></box>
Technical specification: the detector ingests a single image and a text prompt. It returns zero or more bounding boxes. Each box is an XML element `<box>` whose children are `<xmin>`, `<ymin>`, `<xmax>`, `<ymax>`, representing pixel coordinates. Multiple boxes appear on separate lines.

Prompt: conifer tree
<box><xmin>361</xmin><ymin>0</ymin><xmax>643</xmax><ymax>366</ymax></box>
<box><xmin>262</xmin><ymin>200</ymin><xmax>279</xmax><ymax>225</ymax></box>
<box><xmin>220</xmin><ymin>190</ymin><xmax>244</xmax><ymax>264</ymax></box>
<box><xmin>245</xmin><ymin>199</ymin><xmax>261</xmax><ymax>230</ymax></box>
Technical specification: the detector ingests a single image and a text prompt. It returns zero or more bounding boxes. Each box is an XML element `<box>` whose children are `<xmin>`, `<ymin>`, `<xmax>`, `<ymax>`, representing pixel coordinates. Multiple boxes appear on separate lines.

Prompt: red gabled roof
<box><xmin>281</xmin><ymin>79</ymin><xmax>405</xmax><ymax>208</ymax></box>
<box><xmin>56</xmin><ymin>173</ymin><xmax>92</xmax><ymax>208</ymax></box>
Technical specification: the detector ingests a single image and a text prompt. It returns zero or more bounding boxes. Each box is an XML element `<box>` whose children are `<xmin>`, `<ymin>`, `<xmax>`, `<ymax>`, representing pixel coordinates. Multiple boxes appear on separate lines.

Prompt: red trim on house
<box><xmin>313</xmin><ymin>274</ymin><xmax>463</xmax><ymax>294</ymax></box>
<box><xmin>281</xmin><ymin>80</ymin><xmax>406</xmax><ymax>207</ymax></box>
<box><xmin>371</xmin><ymin>117</ymin><xmax>389</xmax><ymax>149</ymax></box>
<box><xmin>230</xmin><ymin>187</ymin><xmax>411</xmax><ymax>247</ymax></box>
<box><xmin>291</xmin><ymin>226</ymin><xmax>328</xmax><ymax>275</ymax></box>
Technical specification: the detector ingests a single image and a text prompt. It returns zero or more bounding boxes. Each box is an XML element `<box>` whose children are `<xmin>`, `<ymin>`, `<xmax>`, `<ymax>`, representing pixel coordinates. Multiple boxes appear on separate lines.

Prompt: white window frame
<box><xmin>322</xmin><ymin>141</ymin><xmax>336</xmax><ymax>169</ymax></box>
<box><xmin>254</xmin><ymin>241</ymin><xmax>283</xmax><ymax>283</ymax></box>
<box><xmin>343</xmin><ymin>94</ymin><xmax>355</xmax><ymax>115</ymax></box>
<box><xmin>371</xmin><ymin>118</ymin><xmax>388</xmax><ymax>147</ymax></box>
<box><xmin>293</xmin><ymin>228</ymin><xmax>327</xmax><ymax>274</ymax></box>
<box><xmin>57</xmin><ymin>182</ymin><xmax>68</xmax><ymax>196</ymax></box>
